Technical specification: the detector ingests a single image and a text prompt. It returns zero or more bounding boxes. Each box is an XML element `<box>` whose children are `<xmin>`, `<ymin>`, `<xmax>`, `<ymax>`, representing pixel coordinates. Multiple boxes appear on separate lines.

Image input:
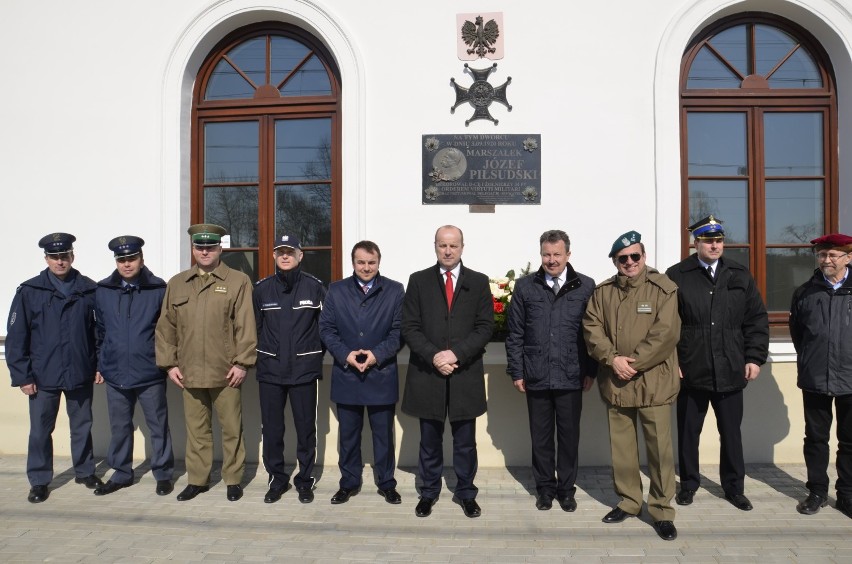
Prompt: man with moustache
<box><xmin>583</xmin><ymin>230</ymin><xmax>681</xmax><ymax>541</ymax></box>
<box><xmin>319</xmin><ymin>240</ymin><xmax>405</xmax><ymax>505</ymax></box>
<box><xmin>6</xmin><ymin>232</ymin><xmax>102</xmax><ymax>503</ymax></box>
<box><xmin>156</xmin><ymin>224</ymin><xmax>256</xmax><ymax>502</ymax></box>
<box><xmin>665</xmin><ymin>216</ymin><xmax>768</xmax><ymax>511</ymax></box>
<box><xmin>790</xmin><ymin>233</ymin><xmax>852</xmax><ymax>518</ymax></box>
<box><xmin>253</xmin><ymin>234</ymin><xmax>326</xmax><ymax>504</ymax></box>
<box><xmin>401</xmin><ymin>225</ymin><xmax>494</xmax><ymax>518</ymax></box>
<box><xmin>506</xmin><ymin>229</ymin><xmax>596</xmax><ymax>512</ymax></box>
<box><xmin>93</xmin><ymin>236</ymin><xmax>175</xmax><ymax>497</ymax></box>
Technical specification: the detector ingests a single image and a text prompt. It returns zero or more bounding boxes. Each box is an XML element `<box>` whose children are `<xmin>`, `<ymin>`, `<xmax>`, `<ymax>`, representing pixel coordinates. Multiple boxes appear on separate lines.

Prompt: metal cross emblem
<box><xmin>450</xmin><ymin>63</ymin><xmax>512</xmax><ymax>126</ymax></box>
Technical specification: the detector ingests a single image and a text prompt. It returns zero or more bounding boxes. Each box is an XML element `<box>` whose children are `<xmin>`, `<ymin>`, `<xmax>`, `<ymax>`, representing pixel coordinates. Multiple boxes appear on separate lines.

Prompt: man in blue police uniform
<box><xmin>253</xmin><ymin>233</ymin><xmax>326</xmax><ymax>504</ymax></box>
<box><xmin>93</xmin><ymin>236</ymin><xmax>175</xmax><ymax>497</ymax></box>
<box><xmin>319</xmin><ymin>241</ymin><xmax>405</xmax><ymax>505</ymax></box>
<box><xmin>665</xmin><ymin>216</ymin><xmax>768</xmax><ymax>511</ymax></box>
<box><xmin>790</xmin><ymin>233</ymin><xmax>852</xmax><ymax>518</ymax></box>
<box><xmin>6</xmin><ymin>232</ymin><xmax>103</xmax><ymax>503</ymax></box>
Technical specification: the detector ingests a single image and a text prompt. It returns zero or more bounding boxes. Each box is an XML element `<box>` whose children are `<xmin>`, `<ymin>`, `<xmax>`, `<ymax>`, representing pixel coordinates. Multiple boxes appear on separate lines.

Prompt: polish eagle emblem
<box><xmin>461</xmin><ymin>16</ymin><xmax>499</xmax><ymax>58</ymax></box>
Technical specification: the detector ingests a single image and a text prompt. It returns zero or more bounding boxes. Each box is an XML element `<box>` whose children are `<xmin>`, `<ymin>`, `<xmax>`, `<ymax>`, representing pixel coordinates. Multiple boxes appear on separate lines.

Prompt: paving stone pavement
<box><xmin>0</xmin><ymin>456</ymin><xmax>848</xmax><ymax>563</ymax></box>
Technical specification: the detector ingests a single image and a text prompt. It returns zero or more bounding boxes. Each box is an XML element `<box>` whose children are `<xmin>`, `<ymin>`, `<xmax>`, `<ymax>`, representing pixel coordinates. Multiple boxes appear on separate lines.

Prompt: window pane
<box><xmin>280</xmin><ymin>55</ymin><xmax>332</xmax><ymax>96</ymax></box>
<box><xmin>222</xmin><ymin>250</ymin><xmax>258</xmax><ymax>283</ymax></box>
<box><xmin>722</xmin><ymin>247</ymin><xmax>750</xmax><ymax>270</ymax></box>
<box><xmin>204</xmin><ymin>185</ymin><xmax>258</xmax><ymax>247</ymax></box>
<box><xmin>270</xmin><ymin>36</ymin><xmax>311</xmax><ymax>87</ymax></box>
<box><xmin>206</xmin><ymin>59</ymin><xmax>254</xmax><ymax>100</ymax></box>
<box><xmin>687</xmin><ymin>47</ymin><xmax>742</xmax><ymax>89</ymax></box>
<box><xmin>275</xmin><ymin>119</ymin><xmax>331</xmax><ymax>181</ymax></box>
<box><xmin>274</xmin><ymin>184</ymin><xmax>331</xmax><ymax>246</ymax></box>
<box><xmin>765</xmin><ymin>180</ymin><xmax>823</xmax><ymax>244</ymax></box>
<box><xmin>227</xmin><ymin>37</ymin><xmax>266</xmax><ymax>88</ymax></box>
<box><xmin>764</xmin><ymin>113</ymin><xmax>823</xmax><ymax>176</ymax></box>
<box><xmin>766</xmin><ymin>248</ymin><xmax>815</xmax><ymax>311</ymax></box>
<box><xmin>709</xmin><ymin>25</ymin><xmax>748</xmax><ymax>76</ymax></box>
<box><xmin>755</xmin><ymin>24</ymin><xmax>796</xmax><ymax>76</ymax></box>
<box><xmin>688</xmin><ymin>180</ymin><xmax>748</xmax><ymax>244</ymax></box>
<box><xmin>687</xmin><ymin>113</ymin><xmax>747</xmax><ymax>176</ymax></box>
<box><xmin>768</xmin><ymin>48</ymin><xmax>822</xmax><ymax>89</ymax></box>
<box><xmin>204</xmin><ymin>122</ymin><xmax>259</xmax><ymax>183</ymax></box>
<box><xmin>300</xmin><ymin>250</ymin><xmax>331</xmax><ymax>286</ymax></box>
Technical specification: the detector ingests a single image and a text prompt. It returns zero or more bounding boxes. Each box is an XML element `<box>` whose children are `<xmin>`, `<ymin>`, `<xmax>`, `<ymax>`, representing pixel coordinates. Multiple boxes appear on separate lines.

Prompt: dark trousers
<box><xmin>259</xmin><ymin>380</ymin><xmax>317</xmax><ymax>490</ymax></box>
<box><xmin>418</xmin><ymin>417</ymin><xmax>478</xmax><ymax>500</ymax></box>
<box><xmin>336</xmin><ymin>403</ymin><xmax>397</xmax><ymax>490</ymax></box>
<box><xmin>676</xmin><ymin>388</ymin><xmax>745</xmax><ymax>495</ymax></box>
<box><xmin>525</xmin><ymin>388</ymin><xmax>583</xmax><ymax>498</ymax></box>
<box><xmin>27</xmin><ymin>385</ymin><xmax>95</xmax><ymax>486</ymax></box>
<box><xmin>803</xmin><ymin>390</ymin><xmax>852</xmax><ymax>499</ymax></box>
<box><xmin>105</xmin><ymin>381</ymin><xmax>174</xmax><ymax>484</ymax></box>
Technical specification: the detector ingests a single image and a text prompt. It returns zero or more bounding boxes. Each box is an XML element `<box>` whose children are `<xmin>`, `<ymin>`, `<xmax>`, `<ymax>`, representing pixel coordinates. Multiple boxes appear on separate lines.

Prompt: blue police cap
<box><xmin>273</xmin><ymin>233</ymin><xmax>302</xmax><ymax>251</ymax></box>
<box><xmin>38</xmin><ymin>232</ymin><xmax>76</xmax><ymax>255</ymax></box>
<box><xmin>108</xmin><ymin>235</ymin><xmax>144</xmax><ymax>258</ymax></box>
<box><xmin>688</xmin><ymin>215</ymin><xmax>725</xmax><ymax>239</ymax></box>
<box><xmin>609</xmin><ymin>230</ymin><xmax>641</xmax><ymax>258</ymax></box>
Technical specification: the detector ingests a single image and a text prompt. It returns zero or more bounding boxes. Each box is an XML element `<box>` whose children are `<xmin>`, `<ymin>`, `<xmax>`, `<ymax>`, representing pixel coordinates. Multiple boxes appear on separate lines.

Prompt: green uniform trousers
<box><xmin>182</xmin><ymin>386</ymin><xmax>245</xmax><ymax>486</ymax></box>
<box><xmin>607</xmin><ymin>403</ymin><xmax>676</xmax><ymax>522</ymax></box>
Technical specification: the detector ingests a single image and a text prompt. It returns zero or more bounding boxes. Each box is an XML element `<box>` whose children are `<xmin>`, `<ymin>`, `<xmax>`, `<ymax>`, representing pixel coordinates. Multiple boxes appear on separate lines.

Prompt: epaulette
<box><xmin>255</xmin><ymin>274</ymin><xmax>276</xmax><ymax>286</ymax></box>
<box><xmin>302</xmin><ymin>272</ymin><xmax>324</xmax><ymax>285</ymax></box>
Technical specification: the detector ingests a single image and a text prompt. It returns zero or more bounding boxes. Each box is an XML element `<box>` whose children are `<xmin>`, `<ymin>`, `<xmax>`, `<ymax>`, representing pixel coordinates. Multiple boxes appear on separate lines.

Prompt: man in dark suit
<box><xmin>401</xmin><ymin>225</ymin><xmax>494</xmax><ymax>518</ymax></box>
<box><xmin>320</xmin><ymin>241</ymin><xmax>405</xmax><ymax>505</ymax></box>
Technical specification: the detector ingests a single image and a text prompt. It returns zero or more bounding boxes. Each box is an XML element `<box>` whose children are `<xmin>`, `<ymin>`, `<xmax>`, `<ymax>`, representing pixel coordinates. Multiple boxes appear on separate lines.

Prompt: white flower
<box><xmin>508</xmin><ymin>279</ymin><xmax>515</xmax><ymax>291</ymax></box>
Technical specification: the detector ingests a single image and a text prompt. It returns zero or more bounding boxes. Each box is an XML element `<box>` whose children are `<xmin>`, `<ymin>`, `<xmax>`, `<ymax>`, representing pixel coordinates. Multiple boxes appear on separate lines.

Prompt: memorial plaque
<box><xmin>422</xmin><ymin>134</ymin><xmax>541</xmax><ymax>205</ymax></box>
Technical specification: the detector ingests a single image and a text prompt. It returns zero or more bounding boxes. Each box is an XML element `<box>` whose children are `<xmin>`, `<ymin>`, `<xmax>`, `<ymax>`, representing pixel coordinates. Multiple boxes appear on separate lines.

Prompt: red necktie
<box><xmin>445</xmin><ymin>271</ymin><xmax>453</xmax><ymax>311</ymax></box>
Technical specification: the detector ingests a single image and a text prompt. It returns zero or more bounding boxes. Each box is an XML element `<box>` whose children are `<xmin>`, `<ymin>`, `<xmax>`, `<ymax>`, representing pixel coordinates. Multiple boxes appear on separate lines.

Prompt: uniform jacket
<box><xmin>95</xmin><ymin>266</ymin><xmax>167</xmax><ymax>389</ymax></box>
<box><xmin>790</xmin><ymin>268</ymin><xmax>852</xmax><ymax>396</ymax></box>
<box><xmin>401</xmin><ymin>262</ymin><xmax>494</xmax><ymax>422</ymax></box>
<box><xmin>253</xmin><ymin>266</ymin><xmax>325</xmax><ymax>386</ymax></box>
<box><xmin>666</xmin><ymin>255</ymin><xmax>768</xmax><ymax>393</ymax></box>
<box><xmin>583</xmin><ymin>266</ymin><xmax>681</xmax><ymax>408</ymax></box>
<box><xmin>6</xmin><ymin>268</ymin><xmax>97</xmax><ymax>390</ymax></box>
<box><xmin>155</xmin><ymin>262</ymin><xmax>256</xmax><ymax>388</ymax></box>
<box><xmin>319</xmin><ymin>273</ymin><xmax>404</xmax><ymax>405</ymax></box>
<box><xmin>506</xmin><ymin>264</ymin><xmax>596</xmax><ymax>391</ymax></box>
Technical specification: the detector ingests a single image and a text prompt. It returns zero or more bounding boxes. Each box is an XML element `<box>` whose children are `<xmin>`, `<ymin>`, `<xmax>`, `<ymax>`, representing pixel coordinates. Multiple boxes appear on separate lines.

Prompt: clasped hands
<box><xmin>346</xmin><ymin>349</ymin><xmax>377</xmax><ymax>373</ymax></box>
<box><xmin>432</xmin><ymin>350</ymin><xmax>458</xmax><ymax>377</ymax></box>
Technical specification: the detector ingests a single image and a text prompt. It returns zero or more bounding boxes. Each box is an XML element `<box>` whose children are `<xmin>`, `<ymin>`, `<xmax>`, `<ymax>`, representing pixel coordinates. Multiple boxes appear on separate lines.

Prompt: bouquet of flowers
<box><xmin>489</xmin><ymin>263</ymin><xmax>531</xmax><ymax>340</ymax></box>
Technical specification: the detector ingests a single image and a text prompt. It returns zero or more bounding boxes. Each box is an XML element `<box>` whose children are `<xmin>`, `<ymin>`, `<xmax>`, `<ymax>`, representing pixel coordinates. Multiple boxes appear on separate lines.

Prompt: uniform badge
<box><xmin>637</xmin><ymin>301</ymin><xmax>652</xmax><ymax>314</ymax></box>
<box><xmin>214</xmin><ymin>285</ymin><xmax>227</xmax><ymax>293</ymax></box>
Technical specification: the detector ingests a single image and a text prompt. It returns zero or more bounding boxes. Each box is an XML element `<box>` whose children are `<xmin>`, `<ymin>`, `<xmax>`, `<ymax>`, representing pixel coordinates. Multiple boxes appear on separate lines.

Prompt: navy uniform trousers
<box><xmin>336</xmin><ymin>403</ymin><xmax>397</xmax><ymax>490</ymax></box>
<box><xmin>104</xmin><ymin>381</ymin><xmax>174</xmax><ymax>484</ymax></box>
<box><xmin>259</xmin><ymin>380</ymin><xmax>317</xmax><ymax>490</ymax></box>
<box><xmin>27</xmin><ymin>385</ymin><xmax>96</xmax><ymax>486</ymax></box>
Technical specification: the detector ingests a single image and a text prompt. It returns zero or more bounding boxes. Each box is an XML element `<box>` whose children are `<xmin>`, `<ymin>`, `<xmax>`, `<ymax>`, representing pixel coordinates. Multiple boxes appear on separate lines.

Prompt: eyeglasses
<box><xmin>815</xmin><ymin>251</ymin><xmax>849</xmax><ymax>262</ymax></box>
<box><xmin>616</xmin><ymin>253</ymin><xmax>642</xmax><ymax>265</ymax></box>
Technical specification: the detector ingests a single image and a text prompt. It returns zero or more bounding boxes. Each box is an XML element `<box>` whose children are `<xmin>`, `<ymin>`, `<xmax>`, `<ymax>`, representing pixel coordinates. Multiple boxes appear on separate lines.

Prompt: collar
<box><xmin>823</xmin><ymin>266</ymin><xmax>850</xmax><ymax>290</ymax></box>
<box><xmin>440</xmin><ymin>263</ymin><xmax>461</xmax><ymax>279</ymax></box>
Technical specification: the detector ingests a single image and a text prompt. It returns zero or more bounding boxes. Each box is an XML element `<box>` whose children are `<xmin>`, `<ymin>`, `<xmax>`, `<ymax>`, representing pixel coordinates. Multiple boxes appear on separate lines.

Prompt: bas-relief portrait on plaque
<box><xmin>422</xmin><ymin>134</ymin><xmax>541</xmax><ymax>205</ymax></box>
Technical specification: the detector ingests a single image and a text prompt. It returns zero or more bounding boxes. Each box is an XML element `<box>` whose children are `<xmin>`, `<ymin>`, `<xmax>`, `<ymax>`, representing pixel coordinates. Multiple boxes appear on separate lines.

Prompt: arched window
<box><xmin>680</xmin><ymin>13</ymin><xmax>837</xmax><ymax>325</ymax></box>
<box><xmin>192</xmin><ymin>22</ymin><xmax>341</xmax><ymax>283</ymax></box>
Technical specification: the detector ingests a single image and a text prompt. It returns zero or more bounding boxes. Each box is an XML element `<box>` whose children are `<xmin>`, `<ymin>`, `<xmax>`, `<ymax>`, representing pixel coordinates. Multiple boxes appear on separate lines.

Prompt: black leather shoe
<box><xmin>602</xmin><ymin>506</ymin><xmax>636</xmax><ymax>523</ymax></box>
<box><xmin>836</xmin><ymin>497</ymin><xmax>852</xmax><ymax>519</ymax></box>
<box><xmin>28</xmin><ymin>485</ymin><xmax>49</xmax><ymax>503</ymax></box>
<box><xmin>226</xmin><ymin>485</ymin><xmax>243</xmax><ymax>501</ymax></box>
<box><xmin>331</xmin><ymin>486</ymin><xmax>360</xmax><ymax>504</ymax></box>
<box><xmin>796</xmin><ymin>492</ymin><xmax>827</xmax><ymax>515</ymax></box>
<box><xmin>725</xmin><ymin>493</ymin><xmax>753</xmax><ymax>511</ymax></box>
<box><xmin>156</xmin><ymin>480</ymin><xmax>173</xmax><ymax>496</ymax></box>
<box><xmin>415</xmin><ymin>496</ymin><xmax>436</xmax><ymax>517</ymax></box>
<box><xmin>176</xmin><ymin>484</ymin><xmax>209</xmax><ymax>501</ymax></box>
<box><xmin>453</xmin><ymin>495</ymin><xmax>481</xmax><ymax>518</ymax></box>
<box><xmin>535</xmin><ymin>495</ymin><xmax>553</xmax><ymax>510</ymax></box>
<box><xmin>378</xmin><ymin>488</ymin><xmax>402</xmax><ymax>504</ymax></box>
<box><xmin>676</xmin><ymin>488</ymin><xmax>695</xmax><ymax>506</ymax></box>
<box><xmin>264</xmin><ymin>483</ymin><xmax>290</xmax><ymax>504</ymax></box>
<box><xmin>654</xmin><ymin>520</ymin><xmax>678</xmax><ymax>541</ymax></box>
<box><xmin>75</xmin><ymin>475</ymin><xmax>103</xmax><ymax>489</ymax></box>
<box><xmin>557</xmin><ymin>495</ymin><xmax>577</xmax><ymax>512</ymax></box>
<box><xmin>297</xmin><ymin>487</ymin><xmax>314</xmax><ymax>503</ymax></box>
<box><xmin>94</xmin><ymin>480</ymin><xmax>130</xmax><ymax>496</ymax></box>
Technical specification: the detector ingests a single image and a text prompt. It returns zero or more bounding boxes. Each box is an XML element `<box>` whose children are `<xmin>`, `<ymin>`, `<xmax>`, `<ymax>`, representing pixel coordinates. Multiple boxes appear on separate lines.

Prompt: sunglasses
<box><xmin>616</xmin><ymin>253</ymin><xmax>642</xmax><ymax>265</ymax></box>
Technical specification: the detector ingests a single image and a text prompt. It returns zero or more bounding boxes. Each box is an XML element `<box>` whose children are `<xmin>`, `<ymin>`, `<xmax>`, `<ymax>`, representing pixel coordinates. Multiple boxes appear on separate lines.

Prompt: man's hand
<box><xmin>744</xmin><ymin>362</ymin><xmax>761</xmax><ymax>381</ymax></box>
<box><xmin>513</xmin><ymin>379</ymin><xmax>526</xmax><ymax>393</ymax></box>
<box><xmin>95</xmin><ymin>371</ymin><xmax>104</xmax><ymax>385</ymax></box>
<box><xmin>432</xmin><ymin>350</ymin><xmax>459</xmax><ymax>377</ymax></box>
<box><xmin>226</xmin><ymin>365</ymin><xmax>247</xmax><ymax>388</ymax></box>
<box><xmin>20</xmin><ymin>383</ymin><xmax>37</xmax><ymax>396</ymax></box>
<box><xmin>167</xmin><ymin>367</ymin><xmax>185</xmax><ymax>389</ymax></box>
<box><xmin>679</xmin><ymin>367</ymin><xmax>683</xmax><ymax>379</ymax></box>
<box><xmin>582</xmin><ymin>375</ymin><xmax>595</xmax><ymax>391</ymax></box>
<box><xmin>612</xmin><ymin>355</ymin><xmax>638</xmax><ymax>381</ymax></box>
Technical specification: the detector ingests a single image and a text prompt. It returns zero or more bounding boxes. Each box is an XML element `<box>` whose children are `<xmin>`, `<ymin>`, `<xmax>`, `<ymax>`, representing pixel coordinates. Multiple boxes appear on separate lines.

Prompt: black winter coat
<box><xmin>665</xmin><ymin>255</ymin><xmax>768</xmax><ymax>392</ymax></box>
<box><xmin>790</xmin><ymin>268</ymin><xmax>852</xmax><ymax>396</ymax></box>
<box><xmin>505</xmin><ymin>265</ymin><xmax>596</xmax><ymax>390</ymax></box>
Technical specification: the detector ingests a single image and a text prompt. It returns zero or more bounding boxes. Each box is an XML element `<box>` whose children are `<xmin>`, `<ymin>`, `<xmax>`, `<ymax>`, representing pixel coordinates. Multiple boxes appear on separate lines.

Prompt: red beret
<box><xmin>810</xmin><ymin>233</ymin><xmax>852</xmax><ymax>248</ymax></box>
